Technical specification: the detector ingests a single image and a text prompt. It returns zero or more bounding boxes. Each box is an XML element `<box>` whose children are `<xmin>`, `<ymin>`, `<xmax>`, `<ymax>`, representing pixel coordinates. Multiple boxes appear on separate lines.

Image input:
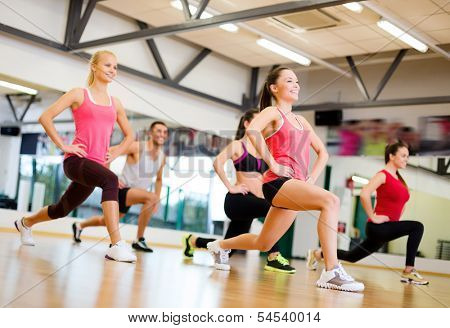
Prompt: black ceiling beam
<box><xmin>0</xmin><ymin>22</ymin><xmax>68</xmax><ymax>51</ymax></box>
<box><xmin>70</xmin><ymin>0</ymin><xmax>364</xmax><ymax>50</ymax></box>
<box><xmin>72</xmin><ymin>0</ymin><xmax>99</xmax><ymax>43</ymax></box>
<box><xmin>173</xmin><ymin>48</ymin><xmax>212</xmax><ymax>83</ymax></box>
<box><xmin>5</xmin><ymin>94</ymin><xmax>37</xmax><ymax>122</ymax></box>
<box><xmin>0</xmin><ymin>22</ymin><xmax>242</xmax><ymax>110</ymax></box>
<box><xmin>372</xmin><ymin>49</ymin><xmax>407</xmax><ymax>101</ymax></box>
<box><xmin>293</xmin><ymin>96</ymin><xmax>450</xmax><ymax>111</ymax></box>
<box><xmin>346</xmin><ymin>56</ymin><xmax>370</xmax><ymax>100</ymax></box>
<box><xmin>64</xmin><ymin>0</ymin><xmax>82</xmax><ymax>46</ymax></box>
<box><xmin>180</xmin><ymin>0</ymin><xmax>192</xmax><ymax>20</ymax></box>
<box><xmin>249</xmin><ymin>67</ymin><xmax>259</xmax><ymax>108</ymax></box>
<box><xmin>75</xmin><ymin>51</ymin><xmax>240</xmax><ymax>109</ymax></box>
<box><xmin>5</xmin><ymin>95</ymin><xmax>19</xmax><ymax>122</ymax></box>
<box><xmin>19</xmin><ymin>95</ymin><xmax>36</xmax><ymax>121</ymax></box>
<box><xmin>193</xmin><ymin>0</ymin><xmax>210</xmax><ymax>20</ymax></box>
<box><xmin>137</xmin><ymin>21</ymin><xmax>170</xmax><ymax>80</ymax></box>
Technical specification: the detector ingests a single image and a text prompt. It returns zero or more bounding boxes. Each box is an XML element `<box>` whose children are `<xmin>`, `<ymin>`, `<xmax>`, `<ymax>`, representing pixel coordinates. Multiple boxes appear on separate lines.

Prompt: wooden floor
<box><xmin>0</xmin><ymin>231</ymin><xmax>449</xmax><ymax>308</ymax></box>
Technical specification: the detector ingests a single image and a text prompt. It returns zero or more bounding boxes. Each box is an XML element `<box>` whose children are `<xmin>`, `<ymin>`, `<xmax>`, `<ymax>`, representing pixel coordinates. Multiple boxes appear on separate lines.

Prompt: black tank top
<box><xmin>233</xmin><ymin>142</ymin><xmax>268</xmax><ymax>174</ymax></box>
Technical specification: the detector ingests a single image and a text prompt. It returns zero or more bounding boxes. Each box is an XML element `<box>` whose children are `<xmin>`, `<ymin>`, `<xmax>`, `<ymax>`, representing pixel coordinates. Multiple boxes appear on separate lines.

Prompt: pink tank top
<box><xmin>263</xmin><ymin>108</ymin><xmax>311</xmax><ymax>183</ymax></box>
<box><xmin>65</xmin><ymin>89</ymin><xmax>117</xmax><ymax>165</ymax></box>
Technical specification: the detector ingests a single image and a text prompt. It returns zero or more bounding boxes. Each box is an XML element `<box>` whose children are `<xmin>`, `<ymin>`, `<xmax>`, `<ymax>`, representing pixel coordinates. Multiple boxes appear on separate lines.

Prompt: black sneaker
<box><xmin>72</xmin><ymin>222</ymin><xmax>82</xmax><ymax>243</ymax></box>
<box><xmin>264</xmin><ymin>253</ymin><xmax>296</xmax><ymax>274</ymax></box>
<box><xmin>182</xmin><ymin>234</ymin><xmax>195</xmax><ymax>258</ymax></box>
<box><xmin>132</xmin><ymin>237</ymin><xmax>153</xmax><ymax>252</ymax></box>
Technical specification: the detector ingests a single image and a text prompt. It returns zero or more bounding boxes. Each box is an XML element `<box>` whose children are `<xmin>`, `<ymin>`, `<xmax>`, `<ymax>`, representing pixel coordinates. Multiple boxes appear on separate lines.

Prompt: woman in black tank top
<box><xmin>182</xmin><ymin>110</ymin><xmax>295</xmax><ymax>273</ymax></box>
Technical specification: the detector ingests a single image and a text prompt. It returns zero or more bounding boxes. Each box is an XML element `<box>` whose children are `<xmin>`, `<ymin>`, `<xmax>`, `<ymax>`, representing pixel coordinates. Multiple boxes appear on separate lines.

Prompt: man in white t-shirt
<box><xmin>72</xmin><ymin>121</ymin><xmax>168</xmax><ymax>252</ymax></box>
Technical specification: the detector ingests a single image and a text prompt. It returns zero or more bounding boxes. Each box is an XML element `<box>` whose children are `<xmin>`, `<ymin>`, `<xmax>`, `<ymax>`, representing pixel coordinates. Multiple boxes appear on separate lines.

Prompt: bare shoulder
<box><xmin>262</xmin><ymin>106</ymin><xmax>279</xmax><ymax>116</ymax></box>
<box><xmin>64</xmin><ymin>88</ymin><xmax>85</xmax><ymax>109</ymax></box>
<box><xmin>111</xmin><ymin>96</ymin><xmax>123</xmax><ymax>108</ymax></box>
<box><xmin>229</xmin><ymin>139</ymin><xmax>244</xmax><ymax>153</ymax></box>
<box><xmin>68</xmin><ymin>87</ymin><xmax>84</xmax><ymax>100</ymax></box>
<box><xmin>372</xmin><ymin>171</ymin><xmax>387</xmax><ymax>184</ymax></box>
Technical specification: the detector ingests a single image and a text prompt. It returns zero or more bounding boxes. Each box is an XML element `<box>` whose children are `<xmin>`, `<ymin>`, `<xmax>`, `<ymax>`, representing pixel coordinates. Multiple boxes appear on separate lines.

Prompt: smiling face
<box><xmin>389</xmin><ymin>146</ymin><xmax>409</xmax><ymax>169</ymax></box>
<box><xmin>92</xmin><ymin>53</ymin><xmax>117</xmax><ymax>84</ymax></box>
<box><xmin>149</xmin><ymin>123</ymin><xmax>168</xmax><ymax>146</ymax></box>
<box><xmin>269</xmin><ymin>69</ymin><xmax>300</xmax><ymax>103</ymax></box>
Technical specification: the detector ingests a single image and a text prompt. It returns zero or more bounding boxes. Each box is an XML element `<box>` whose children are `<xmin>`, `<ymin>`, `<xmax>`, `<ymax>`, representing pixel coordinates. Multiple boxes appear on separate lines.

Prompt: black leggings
<box><xmin>48</xmin><ymin>156</ymin><xmax>119</xmax><ymax>219</ymax></box>
<box><xmin>196</xmin><ymin>192</ymin><xmax>279</xmax><ymax>255</ymax></box>
<box><xmin>337</xmin><ymin>221</ymin><xmax>424</xmax><ymax>267</ymax></box>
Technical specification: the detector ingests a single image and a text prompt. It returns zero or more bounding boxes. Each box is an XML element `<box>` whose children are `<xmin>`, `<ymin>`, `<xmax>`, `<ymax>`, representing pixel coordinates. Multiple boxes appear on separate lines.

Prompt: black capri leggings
<box><xmin>223</xmin><ymin>192</ymin><xmax>279</xmax><ymax>255</ymax></box>
<box><xmin>48</xmin><ymin>156</ymin><xmax>119</xmax><ymax>219</ymax></box>
<box><xmin>337</xmin><ymin>221</ymin><xmax>424</xmax><ymax>267</ymax></box>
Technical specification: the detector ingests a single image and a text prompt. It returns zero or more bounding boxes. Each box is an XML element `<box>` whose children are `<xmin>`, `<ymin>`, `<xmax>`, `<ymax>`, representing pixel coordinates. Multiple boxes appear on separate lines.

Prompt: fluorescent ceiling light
<box><xmin>351</xmin><ymin>175</ymin><xmax>369</xmax><ymax>185</ymax></box>
<box><xmin>219</xmin><ymin>23</ymin><xmax>239</xmax><ymax>33</ymax></box>
<box><xmin>343</xmin><ymin>3</ymin><xmax>363</xmax><ymax>13</ymax></box>
<box><xmin>0</xmin><ymin>80</ymin><xmax>38</xmax><ymax>95</ymax></box>
<box><xmin>256</xmin><ymin>38</ymin><xmax>311</xmax><ymax>66</ymax></box>
<box><xmin>377</xmin><ymin>19</ymin><xmax>428</xmax><ymax>53</ymax></box>
<box><xmin>170</xmin><ymin>1</ymin><xmax>239</xmax><ymax>32</ymax></box>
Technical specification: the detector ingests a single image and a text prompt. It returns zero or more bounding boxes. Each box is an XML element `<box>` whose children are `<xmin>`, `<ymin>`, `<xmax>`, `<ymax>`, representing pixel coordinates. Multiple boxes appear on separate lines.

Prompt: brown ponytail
<box><xmin>258</xmin><ymin>66</ymin><xmax>291</xmax><ymax>112</ymax></box>
<box><xmin>385</xmin><ymin>140</ymin><xmax>409</xmax><ymax>187</ymax></box>
<box><xmin>235</xmin><ymin>109</ymin><xmax>259</xmax><ymax>140</ymax></box>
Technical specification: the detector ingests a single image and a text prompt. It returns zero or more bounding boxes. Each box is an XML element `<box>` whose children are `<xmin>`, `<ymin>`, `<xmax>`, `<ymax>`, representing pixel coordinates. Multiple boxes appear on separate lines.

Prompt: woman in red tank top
<box><xmin>207</xmin><ymin>67</ymin><xmax>364</xmax><ymax>292</ymax></box>
<box><xmin>308</xmin><ymin>141</ymin><xmax>428</xmax><ymax>285</ymax></box>
<box><xmin>14</xmin><ymin>51</ymin><xmax>137</xmax><ymax>263</ymax></box>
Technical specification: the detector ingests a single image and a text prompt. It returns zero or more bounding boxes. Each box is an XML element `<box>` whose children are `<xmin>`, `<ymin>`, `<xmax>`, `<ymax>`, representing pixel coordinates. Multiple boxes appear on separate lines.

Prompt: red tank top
<box><xmin>263</xmin><ymin>108</ymin><xmax>311</xmax><ymax>183</ymax></box>
<box><xmin>65</xmin><ymin>89</ymin><xmax>117</xmax><ymax>165</ymax></box>
<box><xmin>370</xmin><ymin>169</ymin><xmax>410</xmax><ymax>222</ymax></box>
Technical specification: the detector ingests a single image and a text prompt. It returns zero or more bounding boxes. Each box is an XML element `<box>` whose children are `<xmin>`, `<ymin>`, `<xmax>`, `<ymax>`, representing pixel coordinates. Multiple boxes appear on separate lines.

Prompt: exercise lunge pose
<box><xmin>207</xmin><ymin>67</ymin><xmax>364</xmax><ymax>292</ymax></box>
<box><xmin>307</xmin><ymin>141</ymin><xmax>429</xmax><ymax>285</ymax></box>
<box><xmin>183</xmin><ymin>110</ymin><xmax>295</xmax><ymax>273</ymax></box>
<box><xmin>73</xmin><ymin>121</ymin><xmax>167</xmax><ymax>252</ymax></box>
<box><xmin>14</xmin><ymin>50</ymin><xmax>137</xmax><ymax>263</ymax></box>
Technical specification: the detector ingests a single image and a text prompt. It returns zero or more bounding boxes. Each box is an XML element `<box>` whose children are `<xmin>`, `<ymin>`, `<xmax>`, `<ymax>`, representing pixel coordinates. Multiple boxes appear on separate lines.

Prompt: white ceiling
<box><xmin>98</xmin><ymin>0</ymin><xmax>450</xmax><ymax>67</ymax></box>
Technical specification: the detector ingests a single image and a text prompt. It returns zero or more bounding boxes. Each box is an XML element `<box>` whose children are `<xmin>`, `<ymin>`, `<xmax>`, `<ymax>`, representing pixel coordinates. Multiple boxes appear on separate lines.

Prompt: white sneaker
<box><xmin>306</xmin><ymin>249</ymin><xmax>318</xmax><ymax>271</ymax></box>
<box><xmin>105</xmin><ymin>240</ymin><xmax>137</xmax><ymax>263</ymax></box>
<box><xmin>207</xmin><ymin>240</ymin><xmax>231</xmax><ymax>271</ymax></box>
<box><xmin>316</xmin><ymin>263</ymin><xmax>364</xmax><ymax>292</ymax></box>
<box><xmin>14</xmin><ymin>218</ymin><xmax>35</xmax><ymax>246</ymax></box>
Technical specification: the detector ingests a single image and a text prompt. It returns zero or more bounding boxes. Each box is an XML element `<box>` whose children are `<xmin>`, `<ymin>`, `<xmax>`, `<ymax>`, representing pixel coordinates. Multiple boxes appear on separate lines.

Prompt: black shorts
<box><xmin>262</xmin><ymin>177</ymin><xmax>291</xmax><ymax>206</ymax></box>
<box><xmin>118</xmin><ymin>188</ymin><xmax>131</xmax><ymax>214</ymax></box>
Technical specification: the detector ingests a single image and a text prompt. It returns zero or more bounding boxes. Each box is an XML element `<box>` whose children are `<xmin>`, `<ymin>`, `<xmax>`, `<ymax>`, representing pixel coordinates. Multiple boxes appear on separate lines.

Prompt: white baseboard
<box><xmin>0</xmin><ymin>208</ymin><xmax>220</xmax><ymax>247</ymax></box>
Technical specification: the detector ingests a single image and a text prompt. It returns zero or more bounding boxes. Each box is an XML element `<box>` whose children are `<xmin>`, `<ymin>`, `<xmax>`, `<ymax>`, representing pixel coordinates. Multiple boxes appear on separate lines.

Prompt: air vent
<box><xmin>274</xmin><ymin>9</ymin><xmax>345</xmax><ymax>31</ymax></box>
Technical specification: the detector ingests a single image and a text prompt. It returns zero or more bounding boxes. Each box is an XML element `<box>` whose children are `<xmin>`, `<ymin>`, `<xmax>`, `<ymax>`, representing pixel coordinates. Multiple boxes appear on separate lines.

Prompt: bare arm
<box><xmin>245</xmin><ymin>107</ymin><xmax>293</xmax><ymax>177</ymax></box>
<box><xmin>38</xmin><ymin>88</ymin><xmax>87</xmax><ymax>157</ymax></box>
<box><xmin>213</xmin><ymin>141</ymin><xmax>248</xmax><ymax>194</ymax></box>
<box><xmin>154</xmin><ymin>155</ymin><xmax>165</xmax><ymax>199</ymax></box>
<box><xmin>105</xmin><ymin>97</ymin><xmax>134</xmax><ymax>163</ymax></box>
<box><xmin>299</xmin><ymin>116</ymin><xmax>329</xmax><ymax>184</ymax></box>
<box><xmin>360</xmin><ymin>172</ymin><xmax>389</xmax><ymax>223</ymax></box>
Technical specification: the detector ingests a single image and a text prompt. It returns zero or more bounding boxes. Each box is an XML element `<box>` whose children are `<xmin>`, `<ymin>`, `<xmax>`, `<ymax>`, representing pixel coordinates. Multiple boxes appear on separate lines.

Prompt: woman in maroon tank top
<box><xmin>307</xmin><ymin>141</ymin><xmax>429</xmax><ymax>285</ymax></box>
<box><xmin>14</xmin><ymin>51</ymin><xmax>137</xmax><ymax>263</ymax></box>
<box><xmin>207</xmin><ymin>67</ymin><xmax>364</xmax><ymax>292</ymax></box>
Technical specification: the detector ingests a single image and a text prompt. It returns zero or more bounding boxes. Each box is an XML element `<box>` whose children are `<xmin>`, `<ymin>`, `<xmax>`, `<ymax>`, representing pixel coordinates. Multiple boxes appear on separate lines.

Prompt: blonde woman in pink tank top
<box><xmin>14</xmin><ymin>51</ymin><xmax>137</xmax><ymax>263</ymax></box>
<box><xmin>208</xmin><ymin>67</ymin><xmax>364</xmax><ymax>292</ymax></box>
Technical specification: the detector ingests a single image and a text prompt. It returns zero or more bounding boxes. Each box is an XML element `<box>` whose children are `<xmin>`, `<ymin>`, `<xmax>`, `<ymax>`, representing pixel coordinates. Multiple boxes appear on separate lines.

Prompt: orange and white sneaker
<box><xmin>401</xmin><ymin>269</ymin><xmax>429</xmax><ymax>285</ymax></box>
